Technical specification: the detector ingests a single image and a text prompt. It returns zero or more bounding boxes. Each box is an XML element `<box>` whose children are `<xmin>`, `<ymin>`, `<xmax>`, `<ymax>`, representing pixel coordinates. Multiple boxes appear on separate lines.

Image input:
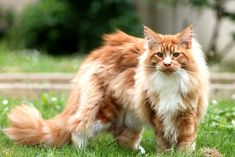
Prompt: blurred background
<box><xmin>0</xmin><ymin>0</ymin><xmax>235</xmax><ymax>98</ymax></box>
<box><xmin>0</xmin><ymin>2</ymin><xmax>234</xmax><ymax>156</ymax></box>
<box><xmin>0</xmin><ymin>0</ymin><xmax>234</xmax><ymax>68</ymax></box>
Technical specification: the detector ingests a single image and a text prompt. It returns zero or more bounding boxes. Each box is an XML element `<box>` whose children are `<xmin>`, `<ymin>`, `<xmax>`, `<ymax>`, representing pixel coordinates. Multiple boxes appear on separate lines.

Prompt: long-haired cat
<box><xmin>4</xmin><ymin>25</ymin><xmax>209</xmax><ymax>154</ymax></box>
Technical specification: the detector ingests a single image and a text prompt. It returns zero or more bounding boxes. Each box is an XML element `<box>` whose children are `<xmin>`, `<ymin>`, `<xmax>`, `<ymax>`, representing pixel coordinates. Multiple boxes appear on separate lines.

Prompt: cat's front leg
<box><xmin>176</xmin><ymin>111</ymin><xmax>196</xmax><ymax>152</ymax></box>
<box><xmin>153</xmin><ymin>117</ymin><xmax>171</xmax><ymax>154</ymax></box>
<box><xmin>155</xmin><ymin>130</ymin><xmax>171</xmax><ymax>154</ymax></box>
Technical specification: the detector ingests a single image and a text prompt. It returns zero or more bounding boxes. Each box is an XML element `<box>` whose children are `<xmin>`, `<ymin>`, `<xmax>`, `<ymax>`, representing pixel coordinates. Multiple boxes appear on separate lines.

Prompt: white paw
<box><xmin>138</xmin><ymin>145</ymin><xmax>146</xmax><ymax>154</ymax></box>
<box><xmin>71</xmin><ymin>132</ymin><xmax>88</xmax><ymax>149</ymax></box>
<box><xmin>191</xmin><ymin>141</ymin><xmax>196</xmax><ymax>151</ymax></box>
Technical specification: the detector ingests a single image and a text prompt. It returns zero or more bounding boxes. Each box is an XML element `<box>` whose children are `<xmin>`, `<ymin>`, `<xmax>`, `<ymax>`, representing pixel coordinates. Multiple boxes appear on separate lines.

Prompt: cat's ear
<box><xmin>177</xmin><ymin>25</ymin><xmax>192</xmax><ymax>48</ymax></box>
<box><xmin>143</xmin><ymin>26</ymin><xmax>162</xmax><ymax>48</ymax></box>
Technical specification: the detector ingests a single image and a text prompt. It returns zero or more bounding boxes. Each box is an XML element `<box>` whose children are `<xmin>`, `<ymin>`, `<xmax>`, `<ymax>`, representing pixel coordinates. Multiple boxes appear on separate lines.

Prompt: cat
<box><xmin>4</xmin><ymin>25</ymin><xmax>209</xmax><ymax>154</ymax></box>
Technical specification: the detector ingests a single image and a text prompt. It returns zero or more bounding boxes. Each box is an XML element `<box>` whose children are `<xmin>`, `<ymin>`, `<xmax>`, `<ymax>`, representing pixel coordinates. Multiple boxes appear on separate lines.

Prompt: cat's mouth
<box><xmin>157</xmin><ymin>67</ymin><xmax>178</xmax><ymax>74</ymax></box>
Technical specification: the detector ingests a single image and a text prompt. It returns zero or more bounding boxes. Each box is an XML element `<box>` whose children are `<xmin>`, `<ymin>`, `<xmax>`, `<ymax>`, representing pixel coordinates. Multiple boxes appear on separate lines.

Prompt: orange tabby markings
<box><xmin>135</xmin><ymin>25</ymin><xmax>208</xmax><ymax>153</ymax></box>
<box><xmin>4</xmin><ymin>25</ymin><xmax>208</xmax><ymax>154</ymax></box>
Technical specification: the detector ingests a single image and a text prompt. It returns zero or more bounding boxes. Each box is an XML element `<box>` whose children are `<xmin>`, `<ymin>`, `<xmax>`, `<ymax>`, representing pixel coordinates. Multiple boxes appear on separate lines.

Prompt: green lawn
<box><xmin>0</xmin><ymin>94</ymin><xmax>234</xmax><ymax>157</ymax></box>
<box><xmin>0</xmin><ymin>47</ymin><xmax>85</xmax><ymax>73</ymax></box>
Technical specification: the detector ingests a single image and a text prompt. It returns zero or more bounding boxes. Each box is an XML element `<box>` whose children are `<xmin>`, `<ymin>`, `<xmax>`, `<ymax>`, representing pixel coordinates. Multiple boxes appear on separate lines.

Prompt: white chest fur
<box><xmin>154</xmin><ymin>70</ymin><xmax>189</xmax><ymax>114</ymax></box>
<box><xmin>147</xmin><ymin>69</ymin><xmax>190</xmax><ymax>143</ymax></box>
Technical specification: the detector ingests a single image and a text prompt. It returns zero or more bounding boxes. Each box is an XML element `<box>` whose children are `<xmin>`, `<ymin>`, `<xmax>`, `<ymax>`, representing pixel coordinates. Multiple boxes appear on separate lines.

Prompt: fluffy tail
<box><xmin>4</xmin><ymin>105</ymin><xmax>71</xmax><ymax>146</ymax></box>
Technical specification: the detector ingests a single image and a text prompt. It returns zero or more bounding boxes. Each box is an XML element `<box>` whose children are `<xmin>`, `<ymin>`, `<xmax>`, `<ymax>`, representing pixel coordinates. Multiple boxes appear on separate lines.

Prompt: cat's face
<box><xmin>144</xmin><ymin>25</ymin><xmax>193</xmax><ymax>74</ymax></box>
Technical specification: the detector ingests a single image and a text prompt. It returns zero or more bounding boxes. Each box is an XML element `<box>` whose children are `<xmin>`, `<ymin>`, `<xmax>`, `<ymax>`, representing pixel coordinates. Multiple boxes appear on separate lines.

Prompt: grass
<box><xmin>0</xmin><ymin>94</ymin><xmax>234</xmax><ymax>157</ymax></box>
<box><xmin>0</xmin><ymin>47</ymin><xmax>85</xmax><ymax>73</ymax></box>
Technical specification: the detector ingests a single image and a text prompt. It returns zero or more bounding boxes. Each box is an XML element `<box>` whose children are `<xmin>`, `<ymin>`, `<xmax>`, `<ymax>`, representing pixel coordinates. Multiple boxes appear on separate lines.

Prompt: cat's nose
<box><xmin>163</xmin><ymin>56</ymin><xmax>172</xmax><ymax>67</ymax></box>
<box><xmin>163</xmin><ymin>63</ymin><xmax>171</xmax><ymax>67</ymax></box>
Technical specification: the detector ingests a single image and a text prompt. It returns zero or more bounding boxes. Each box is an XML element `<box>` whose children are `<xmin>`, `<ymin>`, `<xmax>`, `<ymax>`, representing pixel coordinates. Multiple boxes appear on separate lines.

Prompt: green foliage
<box><xmin>188</xmin><ymin>0</ymin><xmax>210</xmax><ymax>8</ymax></box>
<box><xmin>0</xmin><ymin>7</ymin><xmax>15</xmax><ymax>39</ymax></box>
<box><xmin>9</xmin><ymin>0</ymin><xmax>76</xmax><ymax>55</ymax></box>
<box><xmin>197</xmin><ymin>100</ymin><xmax>235</xmax><ymax>157</ymax></box>
<box><xmin>206</xmin><ymin>100</ymin><xmax>235</xmax><ymax>130</ymax></box>
<box><xmin>9</xmin><ymin>0</ymin><xmax>141</xmax><ymax>55</ymax></box>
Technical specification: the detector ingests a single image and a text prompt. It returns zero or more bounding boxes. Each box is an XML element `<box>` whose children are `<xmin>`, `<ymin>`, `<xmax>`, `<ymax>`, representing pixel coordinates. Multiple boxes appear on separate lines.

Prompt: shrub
<box><xmin>9</xmin><ymin>0</ymin><xmax>141</xmax><ymax>55</ymax></box>
<box><xmin>0</xmin><ymin>8</ymin><xmax>14</xmax><ymax>40</ymax></box>
<box><xmin>10</xmin><ymin>0</ymin><xmax>76</xmax><ymax>55</ymax></box>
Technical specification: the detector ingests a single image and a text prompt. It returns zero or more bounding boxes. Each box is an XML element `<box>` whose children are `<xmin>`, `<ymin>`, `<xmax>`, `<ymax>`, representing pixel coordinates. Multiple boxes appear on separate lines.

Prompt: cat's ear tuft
<box><xmin>143</xmin><ymin>26</ymin><xmax>161</xmax><ymax>48</ymax></box>
<box><xmin>178</xmin><ymin>25</ymin><xmax>192</xmax><ymax>48</ymax></box>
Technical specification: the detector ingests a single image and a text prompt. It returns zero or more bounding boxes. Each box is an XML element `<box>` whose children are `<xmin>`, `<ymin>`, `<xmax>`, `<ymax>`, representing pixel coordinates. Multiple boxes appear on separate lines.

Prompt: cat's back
<box><xmin>84</xmin><ymin>31</ymin><xmax>144</xmax><ymax>71</ymax></box>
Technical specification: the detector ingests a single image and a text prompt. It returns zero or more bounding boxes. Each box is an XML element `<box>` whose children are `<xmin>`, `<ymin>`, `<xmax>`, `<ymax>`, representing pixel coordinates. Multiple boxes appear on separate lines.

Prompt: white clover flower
<box><xmin>231</xmin><ymin>120</ymin><xmax>235</xmax><ymax>127</ymax></box>
<box><xmin>231</xmin><ymin>94</ymin><xmax>235</xmax><ymax>100</ymax></box>
<box><xmin>29</xmin><ymin>102</ymin><xmax>34</xmax><ymax>106</ymax></box>
<box><xmin>2</xmin><ymin>99</ymin><xmax>8</xmax><ymax>105</ymax></box>
<box><xmin>211</xmin><ymin>99</ymin><xmax>218</xmax><ymax>105</ymax></box>
<box><xmin>51</xmin><ymin>97</ymin><xmax>58</xmax><ymax>102</ymax></box>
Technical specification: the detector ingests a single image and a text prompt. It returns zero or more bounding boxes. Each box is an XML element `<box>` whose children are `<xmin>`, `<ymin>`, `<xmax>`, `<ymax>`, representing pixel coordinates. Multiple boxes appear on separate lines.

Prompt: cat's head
<box><xmin>143</xmin><ymin>25</ymin><xmax>195</xmax><ymax>74</ymax></box>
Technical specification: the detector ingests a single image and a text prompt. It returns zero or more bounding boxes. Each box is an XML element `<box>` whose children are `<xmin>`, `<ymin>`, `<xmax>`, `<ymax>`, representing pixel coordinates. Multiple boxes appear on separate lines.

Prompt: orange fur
<box><xmin>4</xmin><ymin>25</ymin><xmax>208</xmax><ymax>154</ymax></box>
<box><xmin>135</xmin><ymin>25</ymin><xmax>209</xmax><ymax>153</ymax></box>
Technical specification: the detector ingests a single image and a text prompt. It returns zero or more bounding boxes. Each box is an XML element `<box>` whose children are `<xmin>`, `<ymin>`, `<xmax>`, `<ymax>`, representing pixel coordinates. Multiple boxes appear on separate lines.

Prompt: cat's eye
<box><xmin>172</xmin><ymin>52</ymin><xmax>181</xmax><ymax>58</ymax></box>
<box><xmin>156</xmin><ymin>52</ymin><xmax>164</xmax><ymax>58</ymax></box>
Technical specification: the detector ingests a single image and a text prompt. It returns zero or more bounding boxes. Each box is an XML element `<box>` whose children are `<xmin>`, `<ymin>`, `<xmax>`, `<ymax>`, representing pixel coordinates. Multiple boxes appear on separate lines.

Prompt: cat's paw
<box><xmin>71</xmin><ymin>132</ymin><xmax>88</xmax><ymax>149</ymax></box>
<box><xmin>177</xmin><ymin>141</ymin><xmax>195</xmax><ymax>152</ymax></box>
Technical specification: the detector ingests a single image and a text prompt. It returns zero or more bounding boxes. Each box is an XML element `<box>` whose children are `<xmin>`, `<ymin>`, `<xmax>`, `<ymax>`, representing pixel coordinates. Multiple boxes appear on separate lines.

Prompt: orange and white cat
<box><xmin>5</xmin><ymin>25</ymin><xmax>209</xmax><ymax>154</ymax></box>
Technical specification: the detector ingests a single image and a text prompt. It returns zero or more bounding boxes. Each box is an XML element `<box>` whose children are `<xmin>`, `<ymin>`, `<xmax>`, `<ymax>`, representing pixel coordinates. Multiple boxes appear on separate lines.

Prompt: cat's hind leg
<box><xmin>67</xmin><ymin>64</ymin><xmax>115</xmax><ymax>148</ymax></box>
<box><xmin>68</xmin><ymin>100</ymin><xmax>114</xmax><ymax>149</ymax></box>
<box><xmin>68</xmin><ymin>95</ymin><xmax>120</xmax><ymax>148</ymax></box>
<box><xmin>110</xmin><ymin>125</ymin><xmax>145</xmax><ymax>153</ymax></box>
<box><xmin>71</xmin><ymin>120</ymin><xmax>111</xmax><ymax>148</ymax></box>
